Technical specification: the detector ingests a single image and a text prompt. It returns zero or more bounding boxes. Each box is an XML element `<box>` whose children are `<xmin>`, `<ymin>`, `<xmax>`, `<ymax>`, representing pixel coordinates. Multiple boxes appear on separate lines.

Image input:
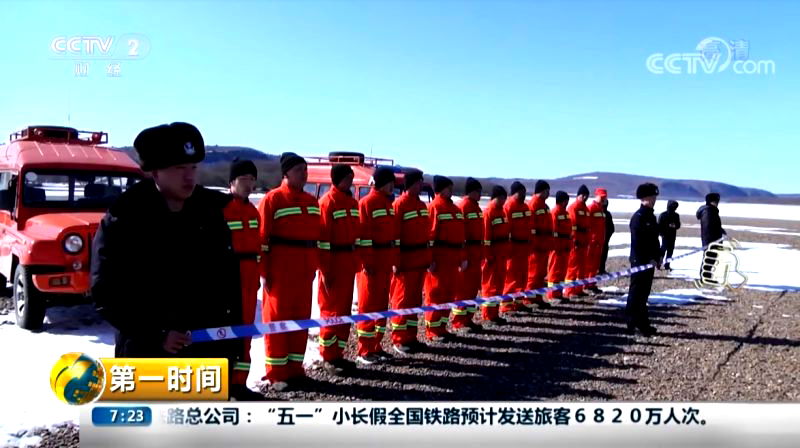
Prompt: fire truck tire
<box><xmin>13</xmin><ymin>266</ymin><xmax>46</xmax><ymax>331</ymax></box>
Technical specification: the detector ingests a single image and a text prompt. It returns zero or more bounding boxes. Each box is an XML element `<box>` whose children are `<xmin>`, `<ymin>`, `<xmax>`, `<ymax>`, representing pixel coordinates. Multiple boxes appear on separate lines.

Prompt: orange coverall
<box><xmin>356</xmin><ymin>189</ymin><xmax>398</xmax><ymax>357</ymax></box>
<box><xmin>223</xmin><ymin>197</ymin><xmax>261</xmax><ymax>385</ymax></box>
<box><xmin>317</xmin><ymin>187</ymin><xmax>361</xmax><ymax>362</ymax></box>
<box><xmin>424</xmin><ymin>195</ymin><xmax>466</xmax><ymax>338</ymax></box>
<box><xmin>502</xmin><ymin>196</ymin><xmax>532</xmax><ymax>312</ymax></box>
<box><xmin>258</xmin><ymin>183</ymin><xmax>321</xmax><ymax>383</ymax></box>
<box><xmin>547</xmin><ymin>203</ymin><xmax>572</xmax><ymax>299</ymax></box>
<box><xmin>526</xmin><ymin>195</ymin><xmax>553</xmax><ymax>303</ymax></box>
<box><xmin>584</xmin><ymin>200</ymin><xmax>607</xmax><ymax>290</ymax></box>
<box><xmin>389</xmin><ymin>191</ymin><xmax>431</xmax><ymax>346</ymax></box>
<box><xmin>481</xmin><ymin>201</ymin><xmax>510</xmax><ymax>321</ymax></box>
<box><xmin>452</xmin><ymin>196</ymin><xmax>484</xmax><ymax>329</ymax></box>
<box><xmin>563</xmin><ymin>199</ymin><xmax>590</xmax><ymax>297</ymax></box>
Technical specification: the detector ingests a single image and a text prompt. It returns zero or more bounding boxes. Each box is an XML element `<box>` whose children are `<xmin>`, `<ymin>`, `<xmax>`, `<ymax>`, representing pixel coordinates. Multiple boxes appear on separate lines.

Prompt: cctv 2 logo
<box><xmin>50</xmin><ymin>34</ymin><xmax>152</xmax><ymax>60</ymax></box>
<box><xmin>646</xmin><ymin>37</ymin><xmax>775</xmax><ymax>75</ymax></box>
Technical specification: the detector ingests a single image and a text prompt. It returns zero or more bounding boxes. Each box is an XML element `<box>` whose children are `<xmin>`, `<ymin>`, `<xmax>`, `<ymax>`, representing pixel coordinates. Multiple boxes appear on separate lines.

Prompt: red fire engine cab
<box><xmin>303</xmin><ymin>151</ymin><xmax>432</xmax><ymax>201</ymax></box>
<box><xmin>0</xmin><ymin>125</ymin><xmax>143</xmax><ymax>330</ymax></box>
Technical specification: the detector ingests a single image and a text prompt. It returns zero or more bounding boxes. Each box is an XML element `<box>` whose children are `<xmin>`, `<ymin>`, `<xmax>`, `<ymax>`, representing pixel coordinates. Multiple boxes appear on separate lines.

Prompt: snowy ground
<box><xmin>606</xmin><ymin>232</ymin><xmax>800</xmax><ymax>294</ymax></box>
<box><xmin>0</xmin><ymin>307</ymin><xmax>114</xmax><ymax>447</ymax></box>
<box><xmin>602</xmin><ymin>197</ymin><xmax>800</xmax><ymax>222</ymax></box>
<box><xmin>254</xmin><ymin>191</ymin><xmax>800</xmax><ymax>221</ymax></box>
<box><xmin>1</xmin><ymin>201</ymin><xmax>799</xmax><ymax>446</ymax></box>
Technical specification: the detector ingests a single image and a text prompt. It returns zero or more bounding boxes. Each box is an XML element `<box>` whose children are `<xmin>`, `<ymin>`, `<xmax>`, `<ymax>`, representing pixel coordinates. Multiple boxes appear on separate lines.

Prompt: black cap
<box><xmin>133</xmin><ymin>122</ymin><xmax>205</xmax><ymax>172</ymax></box>
<box><xmin>404</xmin><ymin>169</ymin><xmax>424</xmax><ymax>189</ymax></box>
<box><xmin>636</xmin><ymin>182</ymin><xmax>660</xmax><ymax>199</ymax></box>
<box><xmin>331</xmin><ymin>164</ymin><xmax>354</xmax><ymax>186</ymax></box>
<box><xmin>491</xmin><ymin>185</ymin><xmax>508</xmax><ymax>199</ymax></box>
<box><xmin>280</xmin><ymin>152</ymin><xmax>306</xmax><ymax>175</ymax></box>
<box><xmin>706</xmin><ymin>192</ymin><xmax>720</xmax><ymax>204</ymax></box>
<box><xmin>373</xmin><ymin>166</ymin><xmax>396</xmax><ymax>189</ymax></box>
<box><xmin>433</xmin><ymin>175</ymin><xmax>454</xmax><ymax>193</ymax></box>
<box><xmin>229</xmin><ymin>158</ymin><xmax>257</xmax><ymax>182</ymax></box>
<box><xmin>577</xmin><ymin>184</ymin><xmax>590</xmax><ymax>197</ymax></box>
<box><xmin>534</xmin><ymin>180</ymin><xmax>550</xmax><ymax>194</ymax></box>
<box><xmin>555</xmin><ymin>190</ymin><xmax>569</xmax><ymax>204</ymax></box>
<box><xmin>465</xmin><ymin>177</ymin><xmax>482</xmax><ymax>194</ymax></box>
<box><xmin>510</xmin><ymin>181</ymin><xmax>525</xmax><ymax>196</ymax></box>
<box><xmin>668</xmin><ymin>200</ymin><xmax>679</xmax><ymax>211</ymax></box>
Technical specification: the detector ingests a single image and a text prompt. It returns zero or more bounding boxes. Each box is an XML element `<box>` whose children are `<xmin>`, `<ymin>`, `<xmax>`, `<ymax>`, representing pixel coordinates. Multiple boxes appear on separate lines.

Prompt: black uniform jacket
<box><xmin>629</xmin><ymin>205</ymin><xmax>661</xmax><ymax>266</ymax></box>
<box><xmin>91</xmin><ymin>179</ymin><xmax>242</xmax><ymax>358</ymax></box>
<box><xmin>658</xmin><ymin>204</ymin><xmax>681</xmax><ymax>241</ymax></box>
<box><xmin>604</xmin><ymin>209</ymin><xmax>615</xmax><ymax>242</ymax></box>
<box><xmin>696</xmin><ymin>204</ymin><xmax>726</xmax><ymax>247</ymax></box>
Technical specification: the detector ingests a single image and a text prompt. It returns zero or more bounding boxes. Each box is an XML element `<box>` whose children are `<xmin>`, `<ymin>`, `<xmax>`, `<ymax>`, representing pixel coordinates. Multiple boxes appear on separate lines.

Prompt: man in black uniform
<box><xmin>658</xmin><ymin>200</ymin><xmax>681</xmax><ymax>271</ymax></box>
<box><xmin>598</xmin><ymin>196</ymin><xmax>614</xmax><ymax>275</ymax></box>
<box><xmin>696</xmin><ymin>192</ymin><xmax>727</xmax><ymax>247</ymax></box>
<box><xmin>91</xmin><ymin>122</ymin><xmax>257</xmax><ymax>400</ymax></box>
<box><xmin>626</xmin><ymin>183</ymin><xmax>661</xmax><ymax>337</ymax></box>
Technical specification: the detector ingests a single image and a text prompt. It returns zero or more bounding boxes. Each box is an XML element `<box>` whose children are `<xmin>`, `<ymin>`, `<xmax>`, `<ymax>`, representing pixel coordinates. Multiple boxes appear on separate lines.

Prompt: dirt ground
<box><xmin>9</xmin><ymin>217</ymin><xmax>800</xmax><ymax>448</ymax></box>
<box><xmin>262</xmin><ymin>252</ymin><xmax>799</xmax><ymax>402</ymax></box>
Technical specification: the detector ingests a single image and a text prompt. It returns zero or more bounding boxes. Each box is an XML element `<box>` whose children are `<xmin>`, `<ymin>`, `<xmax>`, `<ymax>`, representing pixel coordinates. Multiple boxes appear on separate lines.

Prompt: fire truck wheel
<box><xmin>13</xmin><ymin>266</ymin><xmax>46</xmax><ymax>331</ymax></box>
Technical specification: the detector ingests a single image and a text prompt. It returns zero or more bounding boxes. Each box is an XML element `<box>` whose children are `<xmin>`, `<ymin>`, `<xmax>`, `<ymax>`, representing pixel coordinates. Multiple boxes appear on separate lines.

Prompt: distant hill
<box><xmin>113</xmin><ymin>146</ymin><xmax>797</xmax><ymax>203</ymax></box>
<box><xmin>424</xmin><ymin>172</ymin><xmax>798</xmax><ymax>204</ymax></box>
<box><xmin>530</xmin><ymin>171</ymin><xmax>777</xmax><ymax>201</ymax></box>
<box><xmin>115</xmin><ymin>145</ymin><xmax>281</xmax><ymax>189</ymax></box>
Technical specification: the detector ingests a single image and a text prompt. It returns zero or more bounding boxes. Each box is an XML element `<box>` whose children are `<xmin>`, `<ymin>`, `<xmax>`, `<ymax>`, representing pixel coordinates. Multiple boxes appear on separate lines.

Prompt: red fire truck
<box><xmin>0</xmin><ymin>125</ymin><xmax>143</xmax><ymax>330</ymax></box>
<box><xmin>302</xmin><ymin>151</ymin><xmax>432</xmax><ymax>201</ymax></box>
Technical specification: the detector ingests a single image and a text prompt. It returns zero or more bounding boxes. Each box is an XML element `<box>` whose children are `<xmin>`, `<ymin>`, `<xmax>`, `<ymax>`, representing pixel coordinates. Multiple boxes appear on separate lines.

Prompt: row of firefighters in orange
<box><xmin>224</xmin><ymin>153</ymin><xmax>609</xmax><ymax>389</ymax></box>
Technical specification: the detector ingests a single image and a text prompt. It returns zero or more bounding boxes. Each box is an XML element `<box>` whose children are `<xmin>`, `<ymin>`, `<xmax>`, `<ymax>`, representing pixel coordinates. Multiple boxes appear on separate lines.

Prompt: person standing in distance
<box><xmin>452</xmin><ymin>177</ymin><xmax>485</xmax><ymax>332</ymax></box>
<box><xmin>390</xmin><ymin>169</ymin><xmax>431</xmax><ymax>354</ymax></box>
<box><xmin>627</xmin><ymin>183</ymin><xmax>661</xmax><ymax>337</ymax></box>
<box><xmin>547</xmin><ymin>191</ymin><xmax>572</xmax><ymax>301</ymax></box>
<box><xmin>424</xmin><ymin>175</ymin><xmax>466</xmax><ymax>342</ymax></box>
<box><xmin>224</xmin><ymin>159</ymin><xmax>266</xmax><ymax>400</ymax></box>
<box><xmin>355</xmin><ymin>167</ymin><xmax>399</xmax><ymax>364</ymax></box>
<box><xmin>658</xmin><ymin>200</ymin><xmax>681</xmax><ymax>271</ymax></box>
<box><xmin>526</xmin><ymin>180</ymin><xmax>553</xmax><ymax>309</ymax></box>
<box><xmin>257</xmin><ymin>152</ymin><xmax>321</xmax><ymax>391</ymax></box>
<box><xmin>598</xmin><ymin>197</ymin><xmax>615</xmax><ymax>275</ymax></box>
<box><xmin>481</xmin><ymin>186</ymin><xmax>511</xmax><ymax>325</ymax></box>
<box><xmin>563</xmin><ymin>185</ymin><xmax>591</xmax><ymax>300</ymax></box>
<box><xmin>697</xmin><ymin>193</ymin><xmax>727</xmax><ymax>248</ymax></box>
<box><xmin>317</xmin><ymin>164</ymin><xmax>361</xmax><ymax>374</ymax></box>
<box><xmin>503</xmin><ymin>181</ymin><xmax>532</xmax><ymax>313</ymax></box>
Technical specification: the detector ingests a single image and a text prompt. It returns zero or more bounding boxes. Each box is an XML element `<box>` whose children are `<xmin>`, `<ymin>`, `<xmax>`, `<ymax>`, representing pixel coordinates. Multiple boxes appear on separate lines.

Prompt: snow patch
<box><xmin>602</xmin><ymin>198</ymin><xmax>800</xmax><ymax>222</ymax></box>
<box><xmin>598</xmin><ymin>288</ymin><xmax>730</xmax><ymax>308</ymax></box>
<box><xmin>603</xmin><ymin>237</ymin><xmax>800</xmax><ymax>293</ymax></box>
<box><xmin>0</xmin><ymin>305</ymin><xmax>114</xmax><ymax>440</ymax></box>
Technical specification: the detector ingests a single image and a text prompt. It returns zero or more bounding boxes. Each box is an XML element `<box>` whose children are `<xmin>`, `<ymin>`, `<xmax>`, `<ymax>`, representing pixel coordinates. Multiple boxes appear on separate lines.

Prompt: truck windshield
<box><xmin>22</xmin><ymin>170</ymin><xmax>142</xmax><ymax>209</ymax></box>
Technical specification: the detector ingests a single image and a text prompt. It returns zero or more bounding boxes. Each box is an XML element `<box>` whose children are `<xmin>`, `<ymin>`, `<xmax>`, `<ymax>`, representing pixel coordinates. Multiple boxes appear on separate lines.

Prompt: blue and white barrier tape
<box><xmin>192</xmin><ymin>242</ymin><xmax>717</xmax><ymax>342</ymax></box>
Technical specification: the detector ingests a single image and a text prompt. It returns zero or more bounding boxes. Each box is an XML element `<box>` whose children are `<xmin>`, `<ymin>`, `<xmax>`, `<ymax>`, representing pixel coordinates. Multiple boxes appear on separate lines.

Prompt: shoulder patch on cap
<box><xmin>184</xmin><ymin>141</ymin><xmax>195</xmax><ymax>155</ymax></box>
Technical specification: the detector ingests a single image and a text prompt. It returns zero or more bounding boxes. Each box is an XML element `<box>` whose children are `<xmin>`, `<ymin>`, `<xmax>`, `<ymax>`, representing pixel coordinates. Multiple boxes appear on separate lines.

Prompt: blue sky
<box><xmin>1</xmin><ymin>0</ymin><xmax>798</xmax><ymax>193</ymax></box>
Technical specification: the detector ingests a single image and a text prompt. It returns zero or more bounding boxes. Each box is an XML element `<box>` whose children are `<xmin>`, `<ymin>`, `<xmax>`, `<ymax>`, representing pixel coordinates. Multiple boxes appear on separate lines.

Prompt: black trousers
<box><xmin>661</xmin><ymin>236</ymin><xmax>676</xmax><ymax>266</ymax></box>
<box><xmin>599</xmin><ymin>239</ymin><xmax>611</xmax><ymax>273</ymax></box>
<box><xmin>626</xmin><ymin>266</ymin><xmax>654</xmax><ymax>328</ymax></box>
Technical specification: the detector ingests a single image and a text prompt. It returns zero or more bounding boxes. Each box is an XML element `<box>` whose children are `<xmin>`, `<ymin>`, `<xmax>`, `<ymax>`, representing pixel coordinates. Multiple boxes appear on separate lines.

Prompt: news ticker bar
<box><xmin>80</xmin><ymin>403</ymin><xmax>800</xmax><ymax>447</ymax></box>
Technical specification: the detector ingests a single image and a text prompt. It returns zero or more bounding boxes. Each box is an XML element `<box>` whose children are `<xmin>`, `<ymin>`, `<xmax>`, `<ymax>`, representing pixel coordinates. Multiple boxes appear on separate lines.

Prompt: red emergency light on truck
<box><xmin>0</xmin><ymin>125</ymin><xmax>143</xmax><ymax>330</ymax></box>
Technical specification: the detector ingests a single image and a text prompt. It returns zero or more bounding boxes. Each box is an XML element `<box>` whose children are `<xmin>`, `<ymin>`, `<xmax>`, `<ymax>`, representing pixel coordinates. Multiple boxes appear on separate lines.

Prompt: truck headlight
<box><xmin>63</xmin><ymin>234</ymin><xmax>84</xmax><ymax>254</ymax></box>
